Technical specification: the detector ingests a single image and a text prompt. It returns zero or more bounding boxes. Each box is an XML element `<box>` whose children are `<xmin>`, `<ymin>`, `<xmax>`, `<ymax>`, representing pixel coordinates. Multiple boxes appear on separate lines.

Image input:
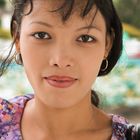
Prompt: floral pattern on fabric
<box><xmin>0</xmin><ymin>94</ymin><xmax>34</xmax><ymax>140</ymax></box>
<box><xmin>0</xmin><ymin>94</ymin><xmax>134</xmax><ymax>140</ymax></box>
<box><xmin>111</xmin><ymin>115</ymin><xmax>129</xmax><ymax>140</ymax></box>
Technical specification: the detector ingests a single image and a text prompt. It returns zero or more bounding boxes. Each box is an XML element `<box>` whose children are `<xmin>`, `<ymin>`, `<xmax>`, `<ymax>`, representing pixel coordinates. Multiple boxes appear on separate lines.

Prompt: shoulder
<box><xmin>0</xmin><ymin>94</ymin><xmax>34</xmax><ymax>128</ymax></box>
<box><xmin>9</xmin><ymin>94</ymin><xmax>34</xmax><ymax>108</ymax></box>
<box><xmin>0</xmin><ymin>94</ymin><xmax>34</xmax><ymax>123</ymax></box>
<box><xmin>111</xmin><ymin>114</ymin><xmax>131</xmax><ymax>140</ymax></box>
<box><xmin>0</xmin><ymin>94</ymin><xmax>34</xmax><ymax>139</ymax></box>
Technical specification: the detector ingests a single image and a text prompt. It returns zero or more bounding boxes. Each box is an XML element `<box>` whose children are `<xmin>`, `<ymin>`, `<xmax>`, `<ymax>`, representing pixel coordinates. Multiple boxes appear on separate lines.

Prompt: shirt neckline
<box><xmin>14</xmin><ymin>94</ymin><xmax>128</xmax><ymax>140</ymax></box>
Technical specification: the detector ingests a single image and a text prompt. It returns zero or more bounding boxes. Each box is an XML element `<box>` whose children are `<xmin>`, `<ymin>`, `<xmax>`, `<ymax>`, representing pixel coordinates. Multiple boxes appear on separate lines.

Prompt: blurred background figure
<box><xmin>0</xmin><ymin>0</ymin><xmax>140</xmax><ymax>123</ymax></box>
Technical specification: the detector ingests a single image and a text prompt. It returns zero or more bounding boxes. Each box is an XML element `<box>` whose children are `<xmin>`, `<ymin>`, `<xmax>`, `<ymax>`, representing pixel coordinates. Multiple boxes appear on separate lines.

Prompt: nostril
<box><xmin>53</xmin><ymin>63</ymin><xmax>71</xmax><ymax>68</ymax></box>
<box><xmin>54</xmin><ymin>64</ymin><xmax>58</xmax><ymax>67</ymax></box>
<box><xmin>49</xmin><ymin>57</ymin><xmax>73</xmax><ymax>68</ymax></box>
<box><xmin>66</xmin><ymin>64</ymin><xmax>71</xmax><ymax>67</ymax></box>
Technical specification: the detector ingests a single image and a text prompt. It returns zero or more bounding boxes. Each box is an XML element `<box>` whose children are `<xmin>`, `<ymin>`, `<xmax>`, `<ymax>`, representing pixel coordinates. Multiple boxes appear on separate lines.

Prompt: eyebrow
<box><xmin>29</xmin><ymin>21</ymin><xmax>101</xmax><ymax>31</ymax></box>
<box><xmin>76</xmin><ymin>25</ymin><xmax>101</xmax><ymax>32</ymax></box>
<box><xmin>30</xmin><ymin>21</ymin><xmax>53</xmax><ymax>28</ymax></box>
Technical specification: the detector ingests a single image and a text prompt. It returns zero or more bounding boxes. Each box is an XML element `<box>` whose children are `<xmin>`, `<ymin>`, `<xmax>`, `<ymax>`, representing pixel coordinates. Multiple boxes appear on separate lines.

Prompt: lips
<box><xmin>46</xmin><ymin>76</ymin><xmax>76</xmax><ymax>81</ymax></box>
<box><xmin>44</xmin><ymin>75</ymin><xmax>77</xmax><ymax>88</ymax></box>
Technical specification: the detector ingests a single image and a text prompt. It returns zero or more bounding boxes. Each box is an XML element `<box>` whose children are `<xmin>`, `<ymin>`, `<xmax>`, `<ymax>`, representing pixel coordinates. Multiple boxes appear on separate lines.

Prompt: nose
<box><xmin>49</xmin><ymin>48</ymin><xmax>74</xmax><ymax>68</ymax></box>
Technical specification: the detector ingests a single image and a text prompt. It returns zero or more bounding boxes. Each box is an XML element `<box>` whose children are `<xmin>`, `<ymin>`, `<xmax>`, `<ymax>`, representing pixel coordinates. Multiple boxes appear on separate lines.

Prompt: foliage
<box><xmin>0</xmin><ymin>28</ymin><xmax>11</xmax><ymax>40</ymax></box>
<box><xmin>94</xmin><ymin>62</ymin><xmax>140</xmax><ymax>108</ymax></box>
<box><xmin>115</xmin><ymin>0</ymin><xmax>140</xmax><ymax>29</ymax></box>
<box><xmin>0</xmin><ymin>0</ymin><xmax>6</xmax><ymax>8</ymax></box>
<box><xmin>123</xmin><ymin>23</ymin><xmax>140</xmax><ymax>39</ymax></box>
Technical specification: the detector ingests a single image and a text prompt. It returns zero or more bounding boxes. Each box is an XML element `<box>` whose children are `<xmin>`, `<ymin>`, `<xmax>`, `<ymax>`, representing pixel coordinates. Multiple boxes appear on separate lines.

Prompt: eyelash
<box><xmin>31</xmin><ymin>32</ymin><xmax>96</xmax><ymax>43</ymax></box>
<box><xmin>31</xmin><ymin>32</ymin><xmax>51</xmax><ymax>40</ymax></box>
<box><xmin>77</xmin><ymin>35</ymin><xmax>96</xmax><ymax>43</ymax></box>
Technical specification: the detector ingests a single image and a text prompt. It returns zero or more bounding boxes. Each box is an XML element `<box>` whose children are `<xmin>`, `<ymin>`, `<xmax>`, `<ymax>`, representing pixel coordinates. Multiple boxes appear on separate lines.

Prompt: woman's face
<box><xmin>16</xmin><ymin>0</ymin><xmax>111</xmax><ymax>108</ymax></box>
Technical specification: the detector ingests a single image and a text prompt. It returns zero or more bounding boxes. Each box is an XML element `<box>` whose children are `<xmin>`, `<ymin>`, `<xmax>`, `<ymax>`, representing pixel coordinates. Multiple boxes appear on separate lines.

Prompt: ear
<box><xmin>15</xmin><ymin>37</ymin><xmax>20</xmax><ymax>53</ymax></box>
<box><xmin>104</xmin><ymin>32</ymin><xmax>114</xmax><ymax>59</ymax></box>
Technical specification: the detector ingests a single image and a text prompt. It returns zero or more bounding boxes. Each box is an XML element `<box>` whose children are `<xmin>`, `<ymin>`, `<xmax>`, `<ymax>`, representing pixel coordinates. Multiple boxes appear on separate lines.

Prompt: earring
<box><xmin>101</xmin><ymin>59</ymin><xmax>108</xmax><ymax>71</ymax></box>
<box><xmin>15</xmin><ymin>53</ymin><xmax>23</xmax><ymax>65</ymax></box>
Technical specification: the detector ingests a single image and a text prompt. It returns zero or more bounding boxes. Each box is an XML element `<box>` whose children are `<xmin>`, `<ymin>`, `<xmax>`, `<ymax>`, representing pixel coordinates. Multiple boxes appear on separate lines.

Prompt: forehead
<box><xmin>22</xmin><ymin>0</ymin><xmax>106</xmax><ymax>30</ymax></box>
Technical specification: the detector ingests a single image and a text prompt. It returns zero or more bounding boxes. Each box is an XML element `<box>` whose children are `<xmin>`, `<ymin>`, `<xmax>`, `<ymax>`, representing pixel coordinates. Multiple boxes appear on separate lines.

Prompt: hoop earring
<box><xmin>101</xmin><ymin>59</ymin><xmax>108</xmax><ymax>71</ymax></box>
<box><xmin>15</xmin><ymin>53</ymin><xmax>23</xmax><ymax>65</ymax></box>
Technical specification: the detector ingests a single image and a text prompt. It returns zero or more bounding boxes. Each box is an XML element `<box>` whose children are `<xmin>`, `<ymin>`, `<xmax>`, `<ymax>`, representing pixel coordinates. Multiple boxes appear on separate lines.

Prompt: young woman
<box><xmin>0</xmin><ymin>0</ymin><xmax>136</xmax><ymax>139</ymax></box>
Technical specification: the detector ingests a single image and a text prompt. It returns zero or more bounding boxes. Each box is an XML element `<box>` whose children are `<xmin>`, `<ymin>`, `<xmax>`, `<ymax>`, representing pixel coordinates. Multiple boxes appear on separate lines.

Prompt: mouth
<box><xmin>44</xmin><ymin>75</ymin><xmax>78</xmax><ymax>88</ymax></box>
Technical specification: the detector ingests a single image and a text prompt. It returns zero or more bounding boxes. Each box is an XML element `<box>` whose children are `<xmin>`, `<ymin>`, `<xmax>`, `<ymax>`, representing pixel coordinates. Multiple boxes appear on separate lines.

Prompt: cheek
<box><xmin>20</xmin><ymin>45</ymin><xmax>45</xmax><ymax>93</ymax></box>
<box><xmin>19</xmin><ymin>36</ymin><xmax>44</xmax><ymax>85</ymax></box>
<box><xmin>20</xmin><ymin>36</ymin><xmax>44</xmax><ymax>70</ymax></box>
<box><xmin>80</xmin><ymin>48</ymin><xmax>105</xmax><ymax>84</ymax></box>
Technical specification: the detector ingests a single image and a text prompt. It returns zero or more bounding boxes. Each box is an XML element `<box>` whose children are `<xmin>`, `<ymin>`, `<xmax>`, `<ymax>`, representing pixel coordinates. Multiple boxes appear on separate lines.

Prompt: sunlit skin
<box><xmin>15</xmin><ymin>1</ymin><xmax>113</xmax><ymax>140</ymax></box>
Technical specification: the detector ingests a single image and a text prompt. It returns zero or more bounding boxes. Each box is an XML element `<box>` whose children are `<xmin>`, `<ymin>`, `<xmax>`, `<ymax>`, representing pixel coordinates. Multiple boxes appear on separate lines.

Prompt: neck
<box><xmin>24</xmin><ymin>93</ymin><xmax>110</xmax><ymax>138</ymax></box>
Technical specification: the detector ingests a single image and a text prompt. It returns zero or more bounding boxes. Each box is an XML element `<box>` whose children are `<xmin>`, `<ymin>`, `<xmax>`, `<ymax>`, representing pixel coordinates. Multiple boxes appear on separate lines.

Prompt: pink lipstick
<box><xmin>44</xmin><ymin>75</ymin><xmax>77</xmax><ymax>88</ymax></box>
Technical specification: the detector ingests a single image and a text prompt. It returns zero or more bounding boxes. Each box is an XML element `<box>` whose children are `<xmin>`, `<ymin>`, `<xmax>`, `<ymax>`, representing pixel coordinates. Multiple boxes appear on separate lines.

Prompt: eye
<box><xmin>32</xmin><ymin>32</ymin><xmax>51</xmax><ymax>39</ymax></box>
<box><xmin>77</xmin><ymin>35</ymin><xmax>96</xmax><ymax>43</ymax></box>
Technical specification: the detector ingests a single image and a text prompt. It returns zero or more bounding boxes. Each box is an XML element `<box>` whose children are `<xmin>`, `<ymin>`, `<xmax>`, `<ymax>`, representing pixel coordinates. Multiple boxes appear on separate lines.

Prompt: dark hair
<box><xmin>0</xmin><ymin>0</ymin><xmax>123</xmax><ymax>107</ymax></box>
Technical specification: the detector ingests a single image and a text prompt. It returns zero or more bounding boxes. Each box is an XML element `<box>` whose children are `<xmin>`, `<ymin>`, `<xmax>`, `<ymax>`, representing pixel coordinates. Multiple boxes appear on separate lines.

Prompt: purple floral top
<box><xmin>0</xmin><ymin>94</ymin><xmax>133</xmax><ymax>140</ymax></box>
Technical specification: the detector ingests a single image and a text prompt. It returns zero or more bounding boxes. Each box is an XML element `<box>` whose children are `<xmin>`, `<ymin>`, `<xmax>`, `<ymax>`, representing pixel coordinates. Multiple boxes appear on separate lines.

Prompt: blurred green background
<box><xmin>0</xmin><ymin>0</ymin><xmax>140</xmax><ymax>123</ymax></box>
